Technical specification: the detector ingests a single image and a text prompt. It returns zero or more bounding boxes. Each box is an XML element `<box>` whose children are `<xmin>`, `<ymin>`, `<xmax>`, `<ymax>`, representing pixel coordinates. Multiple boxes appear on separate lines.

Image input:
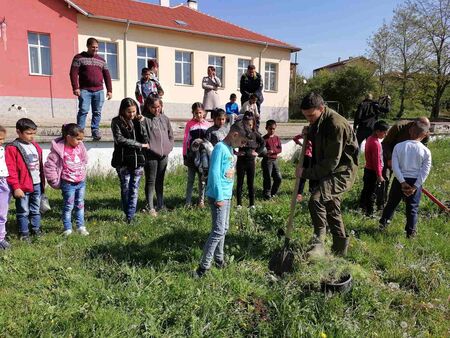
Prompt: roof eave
<box><xmin>66</xmin><ymin>3</ymin><xmax>301</xmax><ymax>52</ymax></box>
<box><xmin>63</xmin><ymin>0</ymin><xmax>89</xmax><ymax>16</ymax></box>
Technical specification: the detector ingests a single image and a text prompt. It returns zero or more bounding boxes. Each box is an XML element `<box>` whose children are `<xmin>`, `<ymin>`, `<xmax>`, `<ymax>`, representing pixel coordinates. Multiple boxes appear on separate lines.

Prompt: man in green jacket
<box><xmin>297</xmin><ymin>93</ymin><xmax>358</xmax><ymax>258</ymax></box>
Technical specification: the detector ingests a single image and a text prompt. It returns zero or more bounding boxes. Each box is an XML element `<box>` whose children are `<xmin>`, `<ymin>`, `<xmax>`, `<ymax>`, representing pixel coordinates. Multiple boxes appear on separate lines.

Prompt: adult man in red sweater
<box><xmin>70</xmin><ymin>37</ymin><xmax>112</xmax><ymax>141</ymax></box>
<box><xmin>359</xmin><ymin>120</ymin><xmax>389</xmax><ymax>216</ymax></box>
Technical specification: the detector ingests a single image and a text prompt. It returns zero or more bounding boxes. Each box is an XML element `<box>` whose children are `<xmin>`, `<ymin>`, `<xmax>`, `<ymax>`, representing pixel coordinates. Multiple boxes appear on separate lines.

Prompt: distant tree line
<box><xmin>290</xmin><ymin>0</ymin><xmax>450</xmax><ymax>120</ymax></box>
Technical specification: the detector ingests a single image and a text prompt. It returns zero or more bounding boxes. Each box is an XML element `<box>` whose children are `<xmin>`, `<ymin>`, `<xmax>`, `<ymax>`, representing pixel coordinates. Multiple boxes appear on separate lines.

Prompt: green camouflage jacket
<box><xmin>302</xmin><ymin>107</ymin><xmax>359</xmax><ymax>198</ymax></box>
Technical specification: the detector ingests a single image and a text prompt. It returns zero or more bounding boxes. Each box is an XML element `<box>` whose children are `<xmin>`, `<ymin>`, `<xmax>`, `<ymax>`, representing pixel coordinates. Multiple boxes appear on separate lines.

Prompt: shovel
<box><xmin>422</xmin><ymin>187</ymin><xmax>449</xmax><ymax>213</ymax></box>
<box><xmin>269</xmin><ymin>133</ymin><xmax>308</xmax><ymax>276</ymax></box>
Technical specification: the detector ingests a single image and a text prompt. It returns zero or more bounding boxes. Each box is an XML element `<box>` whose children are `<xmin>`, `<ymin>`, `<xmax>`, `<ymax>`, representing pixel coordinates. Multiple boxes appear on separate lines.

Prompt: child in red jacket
<box><xmin>359</xmin><ymin>120</ymin><xmax>389</xmax><ymax>216</ymax></box>
<box><xmin>6</xmin><ymin>118</ymin><xmax>45</xmax><ymax>241</ymax></box>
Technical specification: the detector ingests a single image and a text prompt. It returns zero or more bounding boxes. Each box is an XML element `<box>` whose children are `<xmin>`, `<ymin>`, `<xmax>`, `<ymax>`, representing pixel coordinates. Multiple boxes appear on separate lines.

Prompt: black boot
<box><xmin>332</xmin><ymin>236</ymin><xmax>350</xmax><ymax>257</ymax></box>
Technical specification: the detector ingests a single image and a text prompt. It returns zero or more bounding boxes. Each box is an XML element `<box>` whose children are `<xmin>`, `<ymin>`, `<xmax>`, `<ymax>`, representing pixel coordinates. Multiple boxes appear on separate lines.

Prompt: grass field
<box><xmin>0</xmin><ymin>139</ymin><xmax>449</xmax><ymax>337</ymax></box>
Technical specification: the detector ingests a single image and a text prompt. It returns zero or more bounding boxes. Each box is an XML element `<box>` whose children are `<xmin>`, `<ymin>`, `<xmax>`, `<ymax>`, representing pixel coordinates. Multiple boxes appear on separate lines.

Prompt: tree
<box><xmin>390</xmin><ymin>4</ymin><xmax>428</xmax><ymax>118</ymax></box>
<box><xmin>368</xmin><ymin>22</ymin><xmax>394</xmax><ymax>95</ymax></box>
<box><xmin>409</xmin><ymin>0</ymin><xmax>450</xmax><ymax>119</ymax></box>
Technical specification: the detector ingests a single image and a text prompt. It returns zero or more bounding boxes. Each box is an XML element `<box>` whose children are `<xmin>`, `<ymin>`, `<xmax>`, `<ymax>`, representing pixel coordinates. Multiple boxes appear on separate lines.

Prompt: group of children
<box><xmin>0</xmin><ymin>94</ymin><xmax>434</xmax><ymax>280</ymax></box>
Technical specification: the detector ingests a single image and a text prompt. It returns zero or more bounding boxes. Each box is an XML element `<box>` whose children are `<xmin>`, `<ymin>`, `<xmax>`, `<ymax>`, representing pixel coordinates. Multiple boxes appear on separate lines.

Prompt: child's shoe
<box><xmin>0</xmin><ymin>239</ymin><xmax>11</xmax><ymax>250</ymax></box>
<box><xmin>19</xmin><ymin>233</ymin><xmax>31</xmax><ymax>242</ymax></box>
<box><xmin>193</xmin><ymin>266</ymin><xmax>208</xmax><ymax>278</ymax></box>
<box><xmin>379</xmin><ymin>218</ymin><xmax>391</xmax><ymax>231</ymax></box>
<box><xmin>62</xmin><ymin>229</ymin><xmax>73</xmax><ymax>236</ymax></box>
<box><xmin>214</xmin><ymin>259</ymin><xmax>227</xmax><ymax>269</ymax></box>
<box><xmin>406</xmin><ymin>230</ymin><xmax>417</xmax><ymax>239</ymax></box>
<box><xmin>77</xmin><ymin>227</ymin><xmax>89</xmax><ymax>236</ymax></box>
<box><xmin>149</xmin><ymin>209</ymin><xmax>158</xmax><ymax>217</ymax></box>
<box><xmin>31</xmin><ymin>228</ymin><xmax>43</xmax><ymax>237</ymax></box>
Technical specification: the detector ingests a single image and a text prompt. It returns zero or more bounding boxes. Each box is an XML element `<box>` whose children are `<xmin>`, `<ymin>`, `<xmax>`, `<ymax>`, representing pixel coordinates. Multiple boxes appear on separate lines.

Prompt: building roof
<box><xmin>64</xmin><ymin>0</ymin><xmax>300</xmax><ymax>51</ymax></box>
<box><xmin>313</xmin><ymin>56</ymin><xmax>374</xmax><ymax>73</ymax></box>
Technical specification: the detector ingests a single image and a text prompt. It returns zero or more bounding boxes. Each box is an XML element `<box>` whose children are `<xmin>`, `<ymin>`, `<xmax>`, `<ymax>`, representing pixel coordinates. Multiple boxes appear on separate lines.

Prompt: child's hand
<box><xmin>215</xmin><ymin>200</ymin><xmax>224</xmax><ymax>207</ymax></box>
<box><xmin>251</xmin><ymin>150</ymin><xmax>258</xmax><ymax>157</ymax></box>
<box><xmin>141</xmin><ymin>143</ymin><xmax>150</xmax><ymax>149</ymax></box>
<box><xmin>268</xmin><ymin>150</ymin><xmax>273</xmax><ymax>154</ymax></box>
<box><xmin>377</xmin><ymin>176</ymin><xmax>385</xmax><ymax>183</ymax></box>
<box><xmin>13</xmin><ymin>189</ymin><xmax>25</xmax><ymax>199</ymax></box>
<box><xmin>296</xmin><ymin>194</ymin><xmax>303</xmax><ymax>202</ymax></box>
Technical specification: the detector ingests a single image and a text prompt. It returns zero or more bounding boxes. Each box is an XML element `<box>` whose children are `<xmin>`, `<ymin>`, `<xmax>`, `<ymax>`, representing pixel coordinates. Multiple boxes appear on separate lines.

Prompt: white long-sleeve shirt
<box><xmin>392</xmin><ymin>140</ymin><xmax>432</xmax><ymax>188</ymax></box>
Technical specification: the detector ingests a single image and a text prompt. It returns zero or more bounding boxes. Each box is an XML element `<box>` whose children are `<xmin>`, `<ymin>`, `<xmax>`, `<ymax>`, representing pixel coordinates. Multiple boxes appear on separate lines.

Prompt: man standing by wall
<box><xmin>70</xmin><ymin>37</ymin><xmax>112</xmax><ymax>141</ymax></box>
<box><xmin>297</xmin><ymin>92</ymin><xmax>358</xmax><ymax>259</ymax></box>
<box><xmin>240</xmin><ymin>65</ymin><xmax>264</xmax><ymax>115</ymax></box>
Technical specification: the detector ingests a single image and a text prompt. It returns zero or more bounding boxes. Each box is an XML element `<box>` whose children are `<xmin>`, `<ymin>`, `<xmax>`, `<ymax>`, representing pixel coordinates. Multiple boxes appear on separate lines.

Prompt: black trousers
<box><xmin>144</xmin><ymin>155</ymin><xmax>168</xmax><ymax>210</ymax></box>
<box><xmin>261</xmin><ymin>158</ymin><xmax>282</xmax><ymax>198</ymax></box>
<box><xmin>359</xmin><ymin>168</ymin><xmax>378</xmax><ymax>215</ymax></box>
<box><xmin>236</xmin><ymin>157</ymin><xmax>256</xmax><ymax>206</ymax></box>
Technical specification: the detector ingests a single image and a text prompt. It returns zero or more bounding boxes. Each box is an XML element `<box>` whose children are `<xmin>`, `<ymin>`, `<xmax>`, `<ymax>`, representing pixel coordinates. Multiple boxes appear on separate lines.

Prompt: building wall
<box><xmin>0</xmin><ymin>0</ymin><xmax>78</xmax><ymax>99</ymax></box>
<box><xmin>77</xmin><ymin>16</ymin><xmax>292</xmax><ymax>121</ymax></box>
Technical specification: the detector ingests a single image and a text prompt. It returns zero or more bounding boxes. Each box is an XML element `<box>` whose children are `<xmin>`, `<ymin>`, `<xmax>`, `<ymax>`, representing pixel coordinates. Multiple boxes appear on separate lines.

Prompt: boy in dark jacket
<box><xmin>262</xmin><ymin>120</ymin><xmax>282</xmax><ymax>199</ymax></box>
<box><xmin>5</xmin><ymin>118</ymin><xmax>45</xmax><ymax>240</ymax></box>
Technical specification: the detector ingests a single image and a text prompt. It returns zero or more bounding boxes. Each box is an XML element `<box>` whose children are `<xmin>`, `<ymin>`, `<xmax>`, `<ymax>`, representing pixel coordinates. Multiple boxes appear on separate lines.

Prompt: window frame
<box><xmin>175</xmin><ymin>50</ymin><xmax>193</xmax><ymax>86</ymax></box>
<box><xmin>264</xmin><ymin>62</ymin><xmax>278</xmax><ymax>92</ymax></box>
<box><xmin>97</xmin><ymin>41</ymin><xmax>119</xmax><ymax>80</ymax></box>
<box><xmin>137</xmin><ymin>45</ymin><xmax>158</xmax><ymax>78</ymax></box>
<box><xmin>27</xmin><ymin>32</ymin><xmax>52</xmax><ymax>76</ymax></box>
<box><xmin>208</xmin><ymin>55</ymin><xmax>225</xmax><ymax>87</ymax></box>
<box><xmin>237</xmin><ymin>58</ymin><xmax>251</xmax><ymax>89</ymax></box>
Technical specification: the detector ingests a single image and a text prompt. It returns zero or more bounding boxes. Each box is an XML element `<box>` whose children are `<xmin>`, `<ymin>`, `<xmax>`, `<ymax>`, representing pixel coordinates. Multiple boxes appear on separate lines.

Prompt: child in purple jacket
<box><xmin>44</xmin><ymin>124</ymin><xmax>89</xmax><ymax>236</ymax></box>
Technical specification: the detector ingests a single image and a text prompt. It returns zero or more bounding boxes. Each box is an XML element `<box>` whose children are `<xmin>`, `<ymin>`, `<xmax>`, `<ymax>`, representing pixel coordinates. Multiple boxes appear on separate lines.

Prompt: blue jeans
<box><xmin>15</xmin><ymin>183</ymin><xmax>41</xmax><ymax>236</ymax></box>
<box><xmin>77</xmin><ymin>89</ymin><xmax>105</xmax><ymax>130</ymax></box>
<box><xmin>200</xmin><ymin>198</ymin><xmax>231</xmax><ymax>270</ymax></box>
<box><xmin>117</xmin><ymin>167</ymin><xmax>144</xmax><ymax>220</ymax></box>
<box><xmin>61</xmin><ymin>180</ymin><xmax>86</xmax><ymax>230</ymax></box>
<box><xmin>381</xmin><ymin>178</ymin><xmax>422</xmax><ymax>235</ymax></box>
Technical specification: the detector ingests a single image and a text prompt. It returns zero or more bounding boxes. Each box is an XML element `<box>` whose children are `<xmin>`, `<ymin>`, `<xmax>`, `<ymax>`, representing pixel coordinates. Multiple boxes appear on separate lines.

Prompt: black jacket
<box><xmin>239</xmin><ymin>72</ymin><xmax>264</xmax><ymax>104</ymax></box>
<box><xmin>354</xmin><ymin>99</ymin><xmax>390</xmax><ymax>129</ymax></box>
<box><xmin>111</xmin><ymin>116</ymin><xmax>147</xmax><ymax>169</ymax></box>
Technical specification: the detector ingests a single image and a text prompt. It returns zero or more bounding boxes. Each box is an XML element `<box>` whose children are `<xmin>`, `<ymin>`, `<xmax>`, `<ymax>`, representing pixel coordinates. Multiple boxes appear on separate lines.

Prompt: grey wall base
<box><xmin>0</xmin><ymin>96</ymin><xmax>289</xmax><ymax>126</ymax></box>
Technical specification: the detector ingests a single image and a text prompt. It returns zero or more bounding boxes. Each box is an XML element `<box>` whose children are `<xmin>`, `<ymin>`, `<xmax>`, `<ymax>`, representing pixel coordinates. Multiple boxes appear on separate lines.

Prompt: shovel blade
<box><xmin>269</xmin><ymin>247</ymin><xmax>295</xmax><ymax>276</ymax></box>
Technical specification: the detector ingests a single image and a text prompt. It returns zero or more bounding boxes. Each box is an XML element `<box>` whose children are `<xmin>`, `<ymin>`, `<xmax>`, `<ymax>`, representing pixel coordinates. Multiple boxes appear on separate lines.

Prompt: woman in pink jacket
<box><xmin>44</xmin><ymin>124</ymin><xmax>89</xmax><ymax>236</ymax></box>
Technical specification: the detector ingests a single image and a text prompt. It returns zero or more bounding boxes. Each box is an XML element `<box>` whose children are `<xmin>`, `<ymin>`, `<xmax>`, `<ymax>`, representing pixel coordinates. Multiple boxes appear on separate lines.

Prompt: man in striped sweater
<box><xmin>70</xmin><ymin>37</ymin><xmax>112</xmax><ymax>141</ymax></box>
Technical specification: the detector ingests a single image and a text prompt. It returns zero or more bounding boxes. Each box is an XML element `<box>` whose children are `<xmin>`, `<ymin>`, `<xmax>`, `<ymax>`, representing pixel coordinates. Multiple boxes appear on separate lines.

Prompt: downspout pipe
<box><xmin>124</xmin><ymin>20</ymin><xmax>131</xmax><ymax>97</ymax></box>
<box><xmin>258</xmin><ymin>42</ymin><xmax>269</xmax><ymax>74</ymax></box>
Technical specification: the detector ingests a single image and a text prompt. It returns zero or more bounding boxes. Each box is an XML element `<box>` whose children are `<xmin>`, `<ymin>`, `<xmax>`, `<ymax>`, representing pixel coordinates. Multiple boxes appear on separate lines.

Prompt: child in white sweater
<box><xmin>379</xmin><ymin>120</ymin><xmax>432</xmax><ymax>238</ymax></box>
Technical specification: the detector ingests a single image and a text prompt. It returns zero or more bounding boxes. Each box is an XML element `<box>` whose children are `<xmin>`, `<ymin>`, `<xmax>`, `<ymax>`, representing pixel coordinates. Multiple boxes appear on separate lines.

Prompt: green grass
<box><xmin>1</xmin><ymin>140</ymin><xmax>449</xmax><ymax>337</ymax></box>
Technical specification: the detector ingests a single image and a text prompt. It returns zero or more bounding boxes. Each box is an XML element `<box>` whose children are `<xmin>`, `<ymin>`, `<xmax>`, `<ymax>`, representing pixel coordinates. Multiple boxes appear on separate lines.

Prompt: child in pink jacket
<box><xmin>44</xmin><ymin>124</ymin><xmax>89</xmax><ymax>236</ymax></box>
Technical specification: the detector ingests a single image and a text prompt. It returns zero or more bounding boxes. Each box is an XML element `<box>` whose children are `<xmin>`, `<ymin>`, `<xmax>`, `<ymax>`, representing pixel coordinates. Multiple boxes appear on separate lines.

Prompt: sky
<box><xmin>143</xmin><ymin>0</ymin><xmax>405</xmax><ymax>77</ymax></box>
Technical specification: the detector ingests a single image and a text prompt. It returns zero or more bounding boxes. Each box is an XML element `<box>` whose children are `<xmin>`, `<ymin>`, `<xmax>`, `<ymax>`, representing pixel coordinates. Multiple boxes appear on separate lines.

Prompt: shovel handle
<box><xmin>285</xmin><ymin>132</ymin><xmax>308</xmax><ymax>240</ymax></box>
<box><xmin>422</xmin><ymin>187</ymin><xmax>449</xmax><ymax>213</ymax></box>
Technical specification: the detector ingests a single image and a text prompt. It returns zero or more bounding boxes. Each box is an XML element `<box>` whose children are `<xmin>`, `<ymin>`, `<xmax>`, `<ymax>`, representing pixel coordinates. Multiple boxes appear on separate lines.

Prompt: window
<box><xmin>208</xmin><ymin>55</ymin><xmax>224</xmax><ymax>85</ymax></box>
<box><xmin>137</xmin><ymin>46</ymin><xmax>157</xmax><ymax>78</ymax></box>
<box><xmin>175</xmin><ymin>51</ymin><xmax>192</xmax><ymax>85</ymax></box>
<box><xmin>28</xmin><ymin>32</ymin><xmax>51</xmax><ymax>75</ymax></box>
<box><xmin>98</xmin><ymin>41</ymin><xmax>118</xmax><ymax>80</ymax></box>
<box><xmin>265</xmin><ymin>62</ymin><xmax>278</xmax><ymax>91</ymax></box>
<box><xmin>237</xmin><ymin>58</ymin><xmax>251</xmax><ymax>88</ymax></box>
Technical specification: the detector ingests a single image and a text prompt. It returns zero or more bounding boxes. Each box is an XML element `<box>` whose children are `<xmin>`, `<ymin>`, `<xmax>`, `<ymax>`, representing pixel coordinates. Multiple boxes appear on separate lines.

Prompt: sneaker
<box><xmin>19</xmin><ymin>233</ymin><xmax>31</xmax><ymax>242</ymax></box>
<box><xmin>214</xmin><ymin>260</ymin><xmax>227</xmax><ymax>269</ymax></box>
<box><xmin>198</xmin><ymin>201</ymin><xmax>205</xmax><ymax>208</ymax></box>
<box><xmin>92</xmin><ymin>129</ymin><xmax>102</xmax><ymax>141</ymax></box>
<box><xmin>236</xmin><ymin>205</ymin><xmax>243</xmax><ymax>210</ymax></box>
<box><xmin>62</xmin><ymin>229</ymin><xmax>73</xmax><ymax>236</ymax></box>
<box><xmin>31</xmin><ymin>228</ymin><xmax>43</xmax><ymax>237</ymax></box>
<box><xmin>263</xmin><ymin>195</ymin><xmax>271</xmax><ymax>201</ymax></box>
<box><xmin>149</xmin><ymin>209</ymin><xmax>158</xmax><ymax>217</ymax></box>
<box><xmin>406</xmin><ymin>231</ymin><xmax>417</xmax><ymax>239</ymax></box>
<box><xmin>379</xmin><ymin>219</ymin><xmax>391</xmax><ymax>231</ymax></box>
<box><xmin>77</xmin><ymin>227</ymin><xmax>89</xmax><ymax>236</ymax></box>
<box><xmin>193</xmin><ymin>266</ymin><xmax>208</xmax><ymax>278</ymax></box>
<box><xmin>0</xmin><ymin>239</ymin><xmax>11</xmax><ymax>250</ymax></box>
<box><xmin>249</xmin><ymin>205</ymin><xmax>256</xmax><ymax>210</ymax></box>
